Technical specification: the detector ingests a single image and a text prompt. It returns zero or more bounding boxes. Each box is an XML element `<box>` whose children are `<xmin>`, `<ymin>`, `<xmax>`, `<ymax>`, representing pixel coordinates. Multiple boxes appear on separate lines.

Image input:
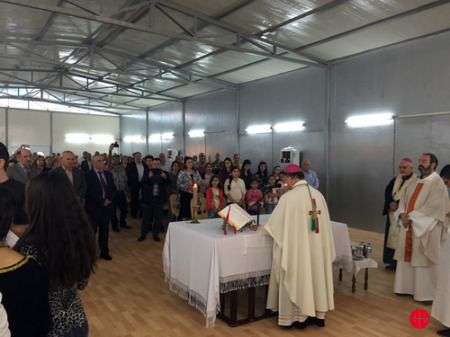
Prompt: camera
<box><xmin>113</xmin><ymin>141</ymin><xmax>119</xmax><ymax>148</ymax></box>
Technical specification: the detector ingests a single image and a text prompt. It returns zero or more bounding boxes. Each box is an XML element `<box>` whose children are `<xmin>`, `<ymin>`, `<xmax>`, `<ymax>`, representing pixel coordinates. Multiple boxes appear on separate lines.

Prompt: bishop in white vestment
<box><xmin>394</xmin><ymin>154</ymin><xmax>450</xmax><ymax>301</ymax></box>
<box><xmin>252</xmin><ymin>164</ymin><xmax>335</xmax><ymax>328</ymax></box>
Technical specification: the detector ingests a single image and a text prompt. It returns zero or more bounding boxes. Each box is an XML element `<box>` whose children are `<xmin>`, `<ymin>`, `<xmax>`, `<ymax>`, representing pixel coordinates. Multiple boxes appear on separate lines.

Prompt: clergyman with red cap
<box><xmin>381</xmin><ymin>157</ymin><xmax>418</xmax><ymax>270</ymax></box>
<box><xmin>251</xmin><ymin>163</ymin><xmax>335</xmax><ymax>330</ymax></box>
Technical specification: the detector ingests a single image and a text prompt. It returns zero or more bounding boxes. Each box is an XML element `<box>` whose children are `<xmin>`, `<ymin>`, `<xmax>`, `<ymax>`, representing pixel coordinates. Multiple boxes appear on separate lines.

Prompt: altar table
<box><xmin>162</xmin><ymin>214</ymin><xmax>352</xmax><ymax>327</ymax></box>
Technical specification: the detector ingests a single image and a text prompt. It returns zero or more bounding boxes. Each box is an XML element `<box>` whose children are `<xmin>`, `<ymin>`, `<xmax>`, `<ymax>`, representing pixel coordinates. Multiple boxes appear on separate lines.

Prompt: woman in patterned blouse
<box><xmin>15</xmin><ymin>171</ymin><xmax>96</xmax><ymax>337</ymax></box>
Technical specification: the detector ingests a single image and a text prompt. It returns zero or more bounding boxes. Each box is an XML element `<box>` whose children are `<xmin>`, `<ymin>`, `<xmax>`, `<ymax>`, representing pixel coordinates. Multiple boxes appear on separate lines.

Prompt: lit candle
<box><xmin>193</xmin><ymin>182</ymin><xmax>198</xmax><ymax>207</ymax></box>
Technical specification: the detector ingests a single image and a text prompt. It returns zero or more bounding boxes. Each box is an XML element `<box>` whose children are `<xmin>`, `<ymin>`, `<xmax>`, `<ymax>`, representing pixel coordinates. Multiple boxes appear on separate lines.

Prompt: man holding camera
<box><xmin>138</xmin><ymin>158</ymin><xmax>171</xmax><ymax>242</ymax></box>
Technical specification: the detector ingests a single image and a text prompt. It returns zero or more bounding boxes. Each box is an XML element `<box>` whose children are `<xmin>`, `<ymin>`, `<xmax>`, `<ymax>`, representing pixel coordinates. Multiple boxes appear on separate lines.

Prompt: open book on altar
<box><xmin>218</xmin><ymin>204</ymin><xmax>255</xmax><ymax>231</ymax></box>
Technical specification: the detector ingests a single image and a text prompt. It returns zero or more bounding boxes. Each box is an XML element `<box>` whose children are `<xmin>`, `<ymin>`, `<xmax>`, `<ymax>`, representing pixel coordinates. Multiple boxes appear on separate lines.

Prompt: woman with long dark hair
<box><xmin>240</xmin><ymin>159</ymin><xmax>253</xmax><ymax>190</ymax></box>
<box><xmin>15</xmin><ymin>171</ymin><xmax>96</xmax><ymax>337</ymax></box>
<box><xmin>219</xmin><ymin>157</ymin><xmax>233</xmax><ymax>187</ymax></box>
<box><xmin>176</xmin><ymin>156</ymin><xmax>202</xmax><ymax>220</ymax></box>
<box><xmin>254</xmin><ymin>161</ymin><xmax>269</xmax><ymax>189</ymax></box>
<box><xmin>0</xmin><ymin>186</ymin><xmax>51</xmax><ymax>337</ymax></box>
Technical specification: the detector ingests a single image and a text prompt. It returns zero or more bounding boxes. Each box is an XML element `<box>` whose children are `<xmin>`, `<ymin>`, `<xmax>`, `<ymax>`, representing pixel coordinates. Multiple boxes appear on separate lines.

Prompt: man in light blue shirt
<box><xmin>301</xmin><ymin>159</ymin><xmax>319</xmax><ymax>189</ymax></box>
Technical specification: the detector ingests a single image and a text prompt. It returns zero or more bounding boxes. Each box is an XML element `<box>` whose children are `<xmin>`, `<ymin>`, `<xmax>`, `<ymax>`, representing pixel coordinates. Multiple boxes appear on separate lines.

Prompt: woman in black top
<box><xmin>15</xmin><ymin>171</ymin><xmax>97</xmax><ymax>337</ymax></box>
<box><xmin>254</xmin><ymin>161</ymin><xmax>269</xmax><ymax>189</ymax></box>
<box><xmin>0</xmin><ymin>186</ymin><xmax>51</xmax><ymax>337</ymax></box>
<box><xmin>240</xmin><ymin>159</ymin><xmax>253</xmax><ymax>190</ymax></box>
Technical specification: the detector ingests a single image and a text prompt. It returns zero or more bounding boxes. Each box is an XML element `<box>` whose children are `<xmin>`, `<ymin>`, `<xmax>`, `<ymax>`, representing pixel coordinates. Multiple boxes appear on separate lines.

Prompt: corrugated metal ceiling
<box><xmin>0</xmin><ymin>0</ymin><xmax>449</xmax><ymax>114</ymax></box>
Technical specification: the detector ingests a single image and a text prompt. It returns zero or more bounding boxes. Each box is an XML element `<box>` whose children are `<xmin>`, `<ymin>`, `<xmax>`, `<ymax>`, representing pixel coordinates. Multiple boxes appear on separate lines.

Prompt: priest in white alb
<box><xmin>394</xmin><ymin>153</ymin><xmax>450</xmax><ymax>301</ymax></box>
<box><xmin>251</xmin><ymin>164</ymin><xmax>335</xmax><ymax>329</ymax></box>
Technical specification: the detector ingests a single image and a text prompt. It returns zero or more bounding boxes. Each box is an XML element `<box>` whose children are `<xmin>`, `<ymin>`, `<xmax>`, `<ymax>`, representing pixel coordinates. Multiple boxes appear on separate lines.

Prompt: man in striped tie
<box><xmin>393</xmin><ymin>153</ymin><xmax>450</xmax><ymax>303</ymax></box>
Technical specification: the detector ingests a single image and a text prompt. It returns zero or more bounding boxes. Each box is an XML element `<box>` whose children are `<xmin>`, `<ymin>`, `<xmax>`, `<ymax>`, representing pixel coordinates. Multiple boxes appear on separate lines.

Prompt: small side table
<box><xmin>339</xmin><ymin>258</ymin><xmax>378</xmax><ymax>293</ymax></box>
<box><xmin>351</xmin><ymin>258</ymin><xmax>378</xmax><ymax>293</ymax></box>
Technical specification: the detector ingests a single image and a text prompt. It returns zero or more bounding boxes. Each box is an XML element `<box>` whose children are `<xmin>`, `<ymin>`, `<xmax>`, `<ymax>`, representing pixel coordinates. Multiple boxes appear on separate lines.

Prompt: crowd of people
<box><xmin>0</xmin><ymin>141</ymin><xmax>322</xmax><ymax>336</ymax></box>
<box><xmin>1</xmin><ymin>140</ymin><xmax>449</xmax><ymax>336</ymax></box>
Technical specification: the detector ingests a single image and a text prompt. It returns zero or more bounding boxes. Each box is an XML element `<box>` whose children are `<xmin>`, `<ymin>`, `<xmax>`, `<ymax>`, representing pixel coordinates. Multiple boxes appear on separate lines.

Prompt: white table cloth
<box><xmin>163</xmin><ymin>215</ymin><xmax>352</xmax><ymax>327</ymax></box>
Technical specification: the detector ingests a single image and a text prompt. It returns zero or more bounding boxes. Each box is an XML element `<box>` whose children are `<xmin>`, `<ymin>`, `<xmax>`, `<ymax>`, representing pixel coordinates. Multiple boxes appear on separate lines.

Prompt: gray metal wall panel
<box><xmin>330</xmin><ymin>31</ymin><xmax>450</xmax><ymax>232</ymax></box>
<box><xmin>185</xmin><ymin>89</ymin><xmax>237</xmax><ymax>160</ymax></box>
<box><xmin>394</xmin><ymin>115</ymin><xmax>450</xmax><ymax>167</ymax></box>
<box><xmin>239</xmin><ymin>68</ymin><xmax>327</xmax><ymax>188</ymax></box>
<box><xmin>148</xmin><ymin>102</ymin><xmax>184</xmax><ymax>158</ymax></box>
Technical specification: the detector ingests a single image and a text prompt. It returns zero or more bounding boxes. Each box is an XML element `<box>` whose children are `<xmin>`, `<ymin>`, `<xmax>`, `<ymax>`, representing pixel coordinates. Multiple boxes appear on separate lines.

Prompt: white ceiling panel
<box><xmin>0</xmin><ymin>0</ymin><xmax>449</xmax><ymax>113</ymax></box>
<box><xmin>302</xmin><ymin>4</ymin><xmax>450</xmax><ymax>61</ymax></box>
<box><xmin>216</xmin><ymin>58</ymin><xmax>307</xmax><ymax>84</ymax></box>
<box><xmin>221</xmin><ymin>0</ymin><xmax>332</xmax><ymax>33</ymax></box>
<box><xmin>182</xmin><ymin>50</ymin><xmax>265</xmax><ymax>76</ymax></box>
<box><xmin>162</xmin><ymin>83</ymin><xmax>219</xmax><ymax>98</ymax></box>
<box><xmin>265</xmin><ymin>0</ymin><xmax>437</xmax><ymax>48</ymax></box>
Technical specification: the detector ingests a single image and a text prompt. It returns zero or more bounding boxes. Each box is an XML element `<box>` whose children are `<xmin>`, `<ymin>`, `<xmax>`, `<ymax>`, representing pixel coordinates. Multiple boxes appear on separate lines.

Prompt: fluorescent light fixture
<box><xmin>188</xmin><ymin>129</ymin><xmax>205</xmax><ymax>138</ymax></box>
<box><xmin>161</xmin><ymin>132</ymin><xmax>174</xmax><ymax>140</ymax></box>
<box><xmin>345</xmin><ymin>113</ymin><xmax>394</xmax><ymax>128</ymax></box>
<box><xmin>123</xmin><ymin>135</ymin><xmax>145</xmax><ymax>143</ymax></box>
<box><xmin>91</xmin><ymin>134</ymin><xmax>114</xmax><ymax>144</ymax></box>
<box><xmin>149</xmin><ymin>134</ymin><xmax>161</xmax><ymax>143</ymax></box>
<box><xmin>65</xmin><ymin>133</ymin><xmax>89</xmax><ymax>143</ymax></box>
<box><xmin>273</xmin><ymin>121</ymin><xmax>305</xmax><ymax>132</ymax></box>
<box><xmin>245</xmin><ymin>124</ymin><xmax>272</xmax><ymax>134</ymax></box>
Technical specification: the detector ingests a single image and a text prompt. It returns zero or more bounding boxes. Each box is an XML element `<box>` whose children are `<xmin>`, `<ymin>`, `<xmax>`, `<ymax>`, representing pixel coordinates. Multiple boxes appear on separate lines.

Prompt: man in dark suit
<box><xmin>81</xmin><ymin>152</ymin><xmax>92</xmax><ymax>175</ymax></box>
<box><xmin>138</xmin><ymin>158</ymin><xmax>171</xmax><ymax>242</ymax></box>
<box><xmin>126</xmin><ymin>152</ymin><xmax>148</xmax><ymax>218</ymax></box>
<box><xmin>56</xmin><ymin>151</ymin><xmax>87</xmax><ymax>200</ymax></box>
<box><xmin>85</xmin><ymin>154</ymin><xmax>116</xmax><ymax>260</ymax></box>
<box><xmin>6</xmin><ymin>147</ymin><xmax>41</xmax><ymax>184</ymax></box>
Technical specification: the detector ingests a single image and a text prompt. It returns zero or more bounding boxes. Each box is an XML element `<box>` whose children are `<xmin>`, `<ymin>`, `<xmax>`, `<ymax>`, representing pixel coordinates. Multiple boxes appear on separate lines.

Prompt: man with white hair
<box><xmin>6</xmin><ymin>147</ymin><xmax>40</xmax><ymax>184</ymax></box>
<box><xmin>55</xmin><ymin>150</ymin><xmax>87</xmax><ymax>200</ymax></box>
<box><xmin>301</xmin><ymin>159</ymin><xmax>319</xmax><ymax>189</ymax></box>
<box><xmin>382</xmin><ymin>158</ymin><xmax>417</xmax><ymax>270</ymax></box>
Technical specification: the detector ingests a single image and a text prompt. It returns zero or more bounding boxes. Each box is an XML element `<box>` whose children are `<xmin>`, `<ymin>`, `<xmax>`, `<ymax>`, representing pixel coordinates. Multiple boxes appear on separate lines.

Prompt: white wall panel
<box><xmin>0</xmin><ymin>108</ymin><xmax>5</xmax><ymax>144</ymax></box>
<box><xmin>52</xmin><ymin>113</ymin><xmax>119</xmax><ymax>157</ymax></box>
<box><xmin>8</xmin><ymin>109</ymin><xmax>51</xmax><ymax>155</ymax></box>
<box><xmin>120</xmin><ymin>112</ymin><xmax>147</xmax><ymax>156</ymax></box>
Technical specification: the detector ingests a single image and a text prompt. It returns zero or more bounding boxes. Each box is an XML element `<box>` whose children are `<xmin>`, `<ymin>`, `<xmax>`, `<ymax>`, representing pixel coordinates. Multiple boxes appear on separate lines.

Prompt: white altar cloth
<box><xmin>163</xmin><ymin>215</ymin><xmax>352</xmax><ymax>327</ymax></box>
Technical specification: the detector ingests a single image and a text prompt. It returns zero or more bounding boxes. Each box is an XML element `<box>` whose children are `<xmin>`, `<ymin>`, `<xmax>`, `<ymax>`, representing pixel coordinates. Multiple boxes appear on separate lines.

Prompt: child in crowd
<box><xmin>205</xmin><ymin>175</ymin><xmax>225</xmax><ymax>218</ymax></box>
<box><xmin>264</xmin><ymin>175</ymin><xmax>280</xmax><ymax>214</ymax></box>
<box><xmin>246</xmin><ymin>179</ymin><xmax>263</xmax><ymax>215</ymax></box>
<box><xmin>273</xmin><ymin>165</ymin><xmax>281</xmax><ymax>183</ymax></box>
<box><xmin>278</xmin><ymin>172</ymin><xmax>289</xmax><ymax>196</ymax></box>
<box><xmin>224</xmin><ymin>167</ymin><xmax>246</xmax><ymax>208</ymax></box>
<box><xmin>200</xmin><ymin>162</ymin><xmax>214</xmax><ymax>194</ymax></box>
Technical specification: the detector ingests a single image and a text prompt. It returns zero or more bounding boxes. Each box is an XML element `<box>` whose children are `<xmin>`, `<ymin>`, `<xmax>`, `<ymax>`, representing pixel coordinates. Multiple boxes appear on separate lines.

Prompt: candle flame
<box><xmin>193</xmin><ymin>182</ymin><xmax>198</xmax><ymax>188</ymax></box>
